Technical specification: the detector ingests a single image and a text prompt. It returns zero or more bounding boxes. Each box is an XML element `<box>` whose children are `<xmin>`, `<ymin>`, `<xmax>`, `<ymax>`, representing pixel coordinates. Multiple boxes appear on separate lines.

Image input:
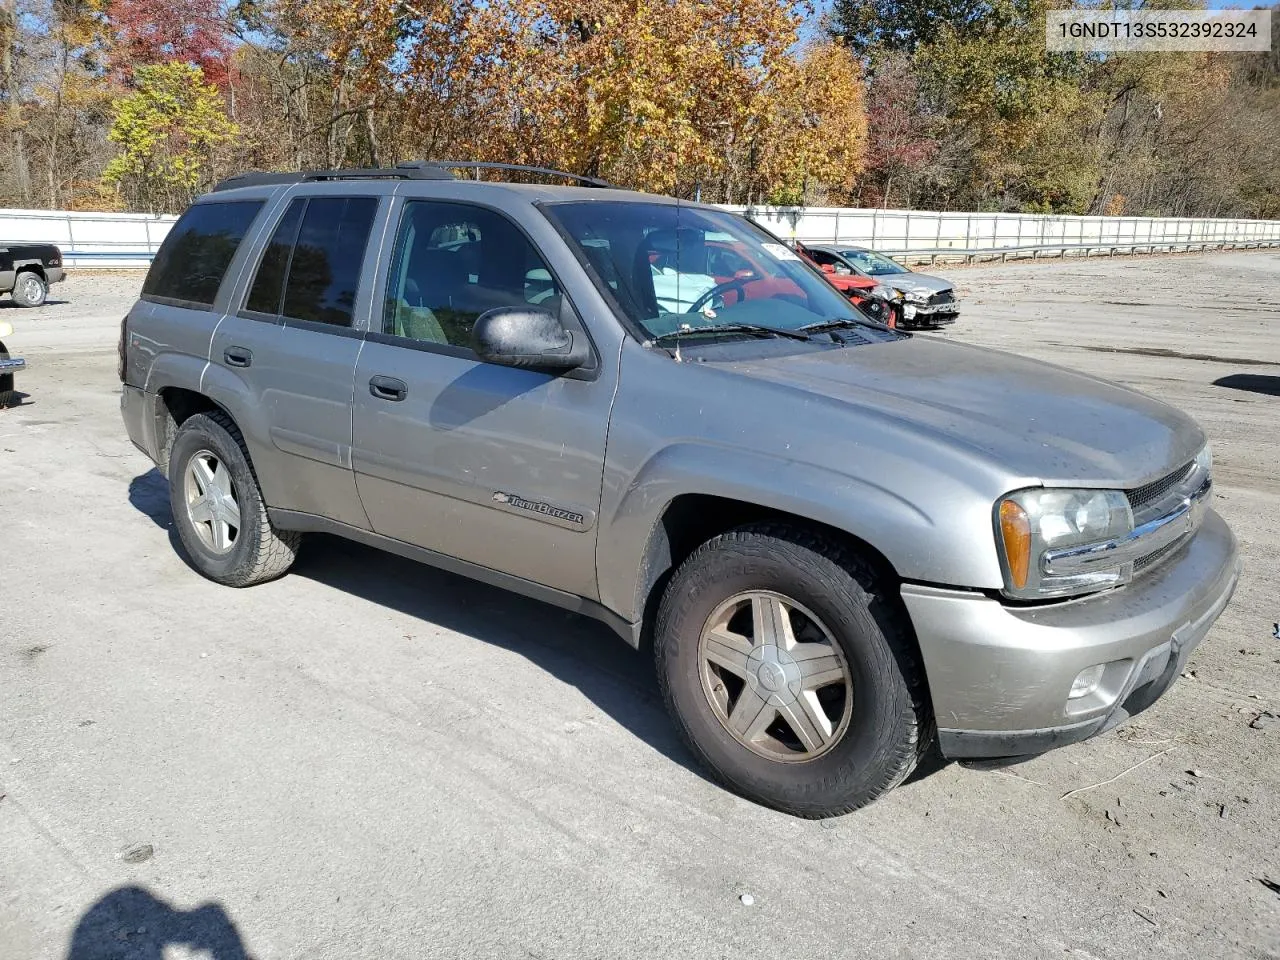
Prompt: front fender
<box><xmin>595</xmin><ymin>441</ymin><xmax>1005</xmax><ymax>622</ymax></box>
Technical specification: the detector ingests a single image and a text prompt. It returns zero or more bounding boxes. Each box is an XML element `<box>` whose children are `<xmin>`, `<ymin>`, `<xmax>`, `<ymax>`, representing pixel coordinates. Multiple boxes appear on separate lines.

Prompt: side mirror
<box><xmin>820</xmin><ymin>263</ymin><xmax>836</xmax><ymax>274</ymax></box>
<box><xmin>733</xmin><ymin>269</ymin><xmax>756</xmax><ymax>280</ymax></box>
<box><xmin>472</xmin><ymin>306</ymin><xmax>588</xmax><ymax>372</ymax></box>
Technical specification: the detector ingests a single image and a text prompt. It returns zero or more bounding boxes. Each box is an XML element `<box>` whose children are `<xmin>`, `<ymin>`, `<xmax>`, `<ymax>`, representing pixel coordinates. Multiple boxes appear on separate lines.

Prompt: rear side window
<box><xmin>282</xmin><ymin>197</ymin><xmax>378</xmax><ymax>327</ymax></box>
<box><xmin>246</xmin><ymin>200</ymin><xmax>304</xmax><ymax>314</ymax></box>
<box><xmin>142</xmin><ymin>201</ymin><xmax>264</xmax><ymax>306</ymax></box>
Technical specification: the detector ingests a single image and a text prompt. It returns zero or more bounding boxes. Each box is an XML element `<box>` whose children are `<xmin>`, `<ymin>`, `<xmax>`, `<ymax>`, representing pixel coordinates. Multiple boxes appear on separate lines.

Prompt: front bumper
<box><xmin>902</xmin><ymin>509</ymin><xmax>1240</xmax><ymax>759</ymax></box>
<box><xmin>0</xmin><ymin>355</ymin><xmax>25</xmax><ymax>374</ymax></box>
<box><xmin>903</xmin><ymin>301</ymin><xmax>958</xmax><ymax>325</ymax></box>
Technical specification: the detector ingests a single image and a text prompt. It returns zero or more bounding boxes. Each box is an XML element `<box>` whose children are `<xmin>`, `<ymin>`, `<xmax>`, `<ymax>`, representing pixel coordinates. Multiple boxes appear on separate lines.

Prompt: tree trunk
<box><xmin>1</xmin><ymin>0</ymin><xmax>28</xmax><ymax>203</ymax></box>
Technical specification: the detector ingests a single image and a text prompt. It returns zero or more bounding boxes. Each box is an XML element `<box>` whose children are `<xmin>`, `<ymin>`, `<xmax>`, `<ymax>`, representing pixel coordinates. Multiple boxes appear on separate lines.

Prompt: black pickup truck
<box><xmin>0</xmin><ymin>243</ymin><xmax>64</xmax><ymax>307</ymax></box>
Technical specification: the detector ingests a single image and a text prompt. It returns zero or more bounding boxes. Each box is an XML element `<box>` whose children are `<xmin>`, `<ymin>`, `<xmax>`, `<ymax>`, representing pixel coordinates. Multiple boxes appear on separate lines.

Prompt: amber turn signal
<box><xmin>999</xmin><ymin>499</ymin><xmax>1032</xmax><ymax>589</ymax></box>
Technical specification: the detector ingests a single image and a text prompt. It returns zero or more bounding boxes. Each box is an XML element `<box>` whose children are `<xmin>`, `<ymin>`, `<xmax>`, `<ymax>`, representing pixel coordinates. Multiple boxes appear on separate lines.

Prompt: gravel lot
<box><xmin>2</xmin><ymin>254</ymin><xmax>1278</xmax><ymax>960</ymax></box>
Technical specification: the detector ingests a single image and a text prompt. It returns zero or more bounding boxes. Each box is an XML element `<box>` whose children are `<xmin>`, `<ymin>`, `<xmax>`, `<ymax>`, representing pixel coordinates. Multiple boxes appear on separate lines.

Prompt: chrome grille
<box><xmin>1134</xmin><ymin>537</ymin><xmax>1186</xmax><ymax>574</ymax></box>
<box><xmin>1127</xmin><ymin>460</ymin><xmax>1195</xmax><ymax>521</ymax></box>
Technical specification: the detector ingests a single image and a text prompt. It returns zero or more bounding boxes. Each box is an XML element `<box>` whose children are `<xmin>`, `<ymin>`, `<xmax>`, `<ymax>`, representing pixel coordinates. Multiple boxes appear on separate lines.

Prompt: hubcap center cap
<box><xmin>744</xmin><ymin>644</ymin><xmax>802</xmax><ymax>706</ymax></box>
<box><xmin>757</xmin><ymin>661</ymin><xmax>786</xmax><ymax>692</ymax></box>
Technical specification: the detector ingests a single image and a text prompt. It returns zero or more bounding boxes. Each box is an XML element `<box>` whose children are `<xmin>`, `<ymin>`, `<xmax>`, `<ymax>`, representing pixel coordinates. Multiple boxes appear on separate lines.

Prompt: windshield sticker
<box><xmin>760</xmin><ymin>242</ymin><xmax>801</xmax><ymax>262</ymax></box>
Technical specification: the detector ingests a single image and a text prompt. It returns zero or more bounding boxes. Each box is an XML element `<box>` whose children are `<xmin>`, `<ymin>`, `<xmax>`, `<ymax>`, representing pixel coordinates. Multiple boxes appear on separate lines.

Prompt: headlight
<box><xmin>1195</xmin><ymin>444</ymin><xmax>1212</xmax><ymax>482</ymax></box>
<box><xmin>903</xmin><ymin>291</ymin><xmax>927</xmax><ymax>303</ymax></box>
<box><xmin>870</xmin><ymin>284</ymin><xmax>897</xmax><ymax>300</ymax></box>
<box><xmin>996</xmin><ymin>488</ymin><xmax>1134</xmax><ymax>599</ymax></box>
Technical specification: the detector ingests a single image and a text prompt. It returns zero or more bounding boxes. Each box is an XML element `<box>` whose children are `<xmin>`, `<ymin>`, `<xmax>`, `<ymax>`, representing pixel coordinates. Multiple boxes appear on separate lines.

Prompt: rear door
<box><xmin>350</xmin><ymin>197</ymin><xmax>612</xmax><ymax>599</ymax></box>
<box><xmin>209</xmin><ymin>189</ymin><xmax>387</xmax><ymax>529</ymax></box>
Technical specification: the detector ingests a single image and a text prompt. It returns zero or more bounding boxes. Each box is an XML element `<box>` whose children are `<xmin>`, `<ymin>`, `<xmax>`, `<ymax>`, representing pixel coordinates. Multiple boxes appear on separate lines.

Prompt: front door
<box><xmin>350</xmin><ymin>199</ymin><xmax>611</xmax><ymax>599</ymax></box>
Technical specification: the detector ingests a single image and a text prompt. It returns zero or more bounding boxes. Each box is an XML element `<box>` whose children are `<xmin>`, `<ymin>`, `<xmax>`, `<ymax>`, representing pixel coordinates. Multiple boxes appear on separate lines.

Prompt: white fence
<box><xmin>0</xmin><ymin>208</ymin><xmax>175</xmax><ymax>268</ymax></box>
<box><xmin>724</xmin><ymin>205</ymin><xmax>1280</xmax><ymax>262</ymax></box>
<box><xmin>3</xmin><ymin>205</ymin><xmax>1280</xmax><ymax>269</ymax></box>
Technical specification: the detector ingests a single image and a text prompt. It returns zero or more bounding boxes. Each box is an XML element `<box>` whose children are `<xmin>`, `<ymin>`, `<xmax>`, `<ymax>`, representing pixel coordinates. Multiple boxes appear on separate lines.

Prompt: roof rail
<box><xmin>409</xmin><ymin>161</ymin><xmax>615</xmax><ymax>188</ymax></box>
<box><xmin>211</xmin><ymin>161</ymin><xmax>615</xmax><ymax>194</ymax></box>
<box><xmin>212</xmin><ymin>165</ymin><xmax>455</xmax><ymax>193</ymax></box>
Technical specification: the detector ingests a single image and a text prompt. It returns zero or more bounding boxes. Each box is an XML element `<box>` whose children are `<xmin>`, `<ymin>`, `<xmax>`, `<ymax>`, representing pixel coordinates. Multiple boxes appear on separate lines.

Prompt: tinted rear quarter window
<box><xmin>142</xmin><ymin>201</ymin><xmax>264</xmax><ymax>306</ymax></box>
<box><xmin>246</xmin><ymin>200</ymin><xmax>304</xmax><ymax>315</ymax></box>
<box><xmin>282</xmin><ymin>197</ymin><xmax>378</xmax><ymax>327</ymax></box>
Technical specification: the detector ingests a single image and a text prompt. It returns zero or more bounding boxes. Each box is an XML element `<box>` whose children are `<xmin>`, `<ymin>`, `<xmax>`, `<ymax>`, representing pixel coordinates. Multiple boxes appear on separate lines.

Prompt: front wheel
<box><xmin>10</xmin><ymin>272</ymin><xmax>47</xmax><ymax>308</ymax></box>
<box><xmin>655</xmin><ymin>523</ymin><xmax>932</xmax><ymax>817</ymax></box>
<box><xmin>168</xmin><ymin>411</ymin><xmax>300</xmax><ymax>586</ymax></box>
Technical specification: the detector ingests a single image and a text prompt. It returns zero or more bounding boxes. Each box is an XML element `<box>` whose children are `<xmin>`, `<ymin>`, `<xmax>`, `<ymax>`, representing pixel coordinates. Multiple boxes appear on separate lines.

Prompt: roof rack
<box><xmin>211</xmin><ymin>165</ymin><xmax>454</xmax><ymax>192</ymax></box>
<box><xmin>414</xmin><ymin>161</ymin><xmax>615</xmax><ymax>188</ymax></box>
<box><xmin>212</xmin><ymin>161</ymin><xmax>615</xmax><ymax>193</ymax></box>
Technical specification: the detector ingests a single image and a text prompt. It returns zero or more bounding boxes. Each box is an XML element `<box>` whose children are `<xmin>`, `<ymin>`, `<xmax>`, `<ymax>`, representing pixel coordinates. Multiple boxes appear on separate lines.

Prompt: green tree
<box><xmin>103</xmin><ymin>62</ymin><xmax>237</xmax><ymax>212</ymax></box>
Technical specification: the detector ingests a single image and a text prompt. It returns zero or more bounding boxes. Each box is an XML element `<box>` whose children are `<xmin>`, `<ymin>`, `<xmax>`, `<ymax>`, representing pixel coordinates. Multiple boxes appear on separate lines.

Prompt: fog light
<box><xmin>1069</xmin><ymin>664</ymin><xmax>1106</xmax><ymax>700</ymax></box>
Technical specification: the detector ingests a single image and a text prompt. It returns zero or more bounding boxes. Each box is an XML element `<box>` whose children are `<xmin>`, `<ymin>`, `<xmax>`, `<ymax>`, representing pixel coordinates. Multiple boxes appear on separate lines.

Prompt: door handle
<box><xmin>369</xmin><ymin>375</ymin><xmax>408</xmax><ymax>402</ymax></box>
<box><xmin>224</xmin><ymin>346</ymin><xmax>252</xmax><ymax>368</ymax></box>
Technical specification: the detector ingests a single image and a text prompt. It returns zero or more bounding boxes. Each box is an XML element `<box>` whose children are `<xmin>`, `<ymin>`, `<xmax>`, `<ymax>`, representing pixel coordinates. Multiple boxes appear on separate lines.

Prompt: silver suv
<box><xmin>119</xmin><ymin>162</ymin><xmax>1240</xmax><ymax>817</ymax></box>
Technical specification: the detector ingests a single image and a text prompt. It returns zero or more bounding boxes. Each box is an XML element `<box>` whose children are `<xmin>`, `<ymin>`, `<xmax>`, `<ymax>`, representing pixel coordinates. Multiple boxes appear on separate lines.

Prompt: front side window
<box><xmin>839</xmin><ymin>249</ymin><xmax>909</xmax><ymax>277</ymax></box>
<box><xmin>808</xmin><ymin>249</ymin><xmax>853</xmax><ymax>275</ymax></box>
<box><xmin>544</xmin><ymin>202</ymin><xmax>861</xmax><ymax>339</ymax></box>
<box><xmin>142</xmin><ymin>200</ymin><xmax>264</xmax><ymax>306</ymax></box>
<box><xmin>381</xmin><ymin>200</ymin><xmax>560</xmax><ymax>348</ymax></box>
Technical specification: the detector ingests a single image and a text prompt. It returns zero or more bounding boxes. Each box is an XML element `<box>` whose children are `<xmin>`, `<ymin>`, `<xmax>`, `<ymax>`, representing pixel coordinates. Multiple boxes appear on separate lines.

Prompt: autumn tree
<box><xmin>858</xmin><ymin>51</ymin><xmax>939</xmax><ymax>206</ymax></box>
<box><xmin>278</xmin><ymin>0</ymin><xmax>868</xmax><ymax>201</ymax></box>
<box><xmin>106</xmin><ymin>0</ymin><xmax>231</xmax><ymax>87</ymax></box>
<box><xmin>103</xmin><ymin>62</ymin><xmax>237</xmax><ymax>212</ymax></box>
<box><xmin>20</xmin><ymin>0</ymin><xmax>117</xmax><ymax>208</ymax></box>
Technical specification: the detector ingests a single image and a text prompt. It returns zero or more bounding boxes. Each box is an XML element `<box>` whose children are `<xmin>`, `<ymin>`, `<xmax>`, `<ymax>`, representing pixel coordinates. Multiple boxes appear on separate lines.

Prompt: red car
<box><xmin>689</xmin><ymin>237</ymin><xmax>902</xmax><ymax>328</ymax></box>
<box><xmin>792</xmin><ymin>241</ymin><xmax>902</xmax><ymax>327</ymax></box>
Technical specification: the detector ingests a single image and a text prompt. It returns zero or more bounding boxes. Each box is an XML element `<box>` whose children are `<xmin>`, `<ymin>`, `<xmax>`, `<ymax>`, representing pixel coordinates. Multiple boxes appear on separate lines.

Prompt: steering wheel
<box><xmin>687</xmin><ymin>277</ymin><xmax>751</xmax><ymax>315</ymax></box>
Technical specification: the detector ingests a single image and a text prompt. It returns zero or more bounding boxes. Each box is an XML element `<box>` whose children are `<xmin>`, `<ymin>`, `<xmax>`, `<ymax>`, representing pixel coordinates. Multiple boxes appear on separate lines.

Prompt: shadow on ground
<box><xmin>1214</xmin><ymin>373</ymin><xmax>1280</xmax><ymax>398</ymax></box>
<box><xmin>126</xmin><ymin>467</ymin><xmax>952</xmax><ymax>801</ymax></box>
<box><xmin>0</xmin><ymin>298</ymin><xmax>70</xmax><ymax>309</ymax></box>
<box><xmin>127</xmin><ymin>469</ymin><xmax>170</xmax><ymax>529</ymax></box>
<box><xmin>67</xmin><ymin>886</ymin><xmax>250</xmax><ymax>960</ymax></box>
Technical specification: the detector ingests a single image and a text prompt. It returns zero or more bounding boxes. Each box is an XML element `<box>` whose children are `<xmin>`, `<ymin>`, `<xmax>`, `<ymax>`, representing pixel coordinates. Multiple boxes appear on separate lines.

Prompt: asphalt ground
<box><xmin>1</xmin><ymin>253</ymin><xmax>1278</xmax><ymax>959</ymax></box>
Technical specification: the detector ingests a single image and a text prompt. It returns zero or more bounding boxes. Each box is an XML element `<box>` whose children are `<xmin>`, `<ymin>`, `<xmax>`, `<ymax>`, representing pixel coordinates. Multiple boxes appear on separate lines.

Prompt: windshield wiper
<box><xmin>800</xmin><ymin>316</ymin><xmax>892</xmax><ymax>334</ymax></box>
<box><xmin>647</xmin><ymin>322</ymin><xmax>813</xmax><ymax>346</ymax></box>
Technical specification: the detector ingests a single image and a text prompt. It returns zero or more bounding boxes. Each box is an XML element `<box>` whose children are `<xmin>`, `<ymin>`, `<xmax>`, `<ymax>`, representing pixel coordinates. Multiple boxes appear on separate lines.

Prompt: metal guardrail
<box><xmin>65</xmin><ymin>237</ymin><xmax>1280</xmax><ymax>271</ymax></box>
<box><xmin>877</xmin><ymin>238</ymin><xmax>1280</xmax><ymax>266</ymax></box>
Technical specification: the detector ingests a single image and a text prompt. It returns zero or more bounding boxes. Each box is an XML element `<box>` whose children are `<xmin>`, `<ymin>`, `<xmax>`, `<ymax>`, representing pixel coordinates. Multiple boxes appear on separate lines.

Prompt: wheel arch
<box><xmin>629</xmin><ymin>492</ymin><xmax>903</xmax><ymax>653</ymax></box>
<box><xmin>152</xmin><ymin>385</ymin><xmax>233</xmax><ymax>474</ymax></box>
<box><xmin>14</xmin><ymin>261</ymin><xmax>47</xmax><ymax>282</ymax></box>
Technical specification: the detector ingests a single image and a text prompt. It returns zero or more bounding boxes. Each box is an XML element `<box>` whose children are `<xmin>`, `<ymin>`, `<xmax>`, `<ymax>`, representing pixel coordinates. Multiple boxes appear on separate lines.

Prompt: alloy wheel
<box><xmin>183</xmin><ymin>450</ymin><xmax>241</xmax><ymax>554</ymax></box>
<box><xmin>698</xmin><ymin>591</ymin><xmax>853</xmax><ymax>762</ymax></box>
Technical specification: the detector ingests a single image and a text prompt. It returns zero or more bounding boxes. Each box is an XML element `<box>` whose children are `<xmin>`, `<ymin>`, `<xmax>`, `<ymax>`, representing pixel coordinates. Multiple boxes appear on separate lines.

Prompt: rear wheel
<box><xmin>168</xmin><ymin>411</ymin><xmax>300</xmax><ymax>586</ymax></box>
<box><xmin>10</xmin><ymin>271</ymin><xmax>47</xmax><ymax>308</ymax></box>
<box><xmin>655</xmin><ymin>523</ymin><xmax>932</xmax><ymax>817</ymax></box>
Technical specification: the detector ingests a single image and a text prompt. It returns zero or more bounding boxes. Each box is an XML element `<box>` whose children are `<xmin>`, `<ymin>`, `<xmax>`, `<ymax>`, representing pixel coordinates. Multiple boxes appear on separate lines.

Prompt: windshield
<box><xmin>545</xmin><ymin>201</ymin><xmax>863</xmax><ymax>339</ymax></box>
<box><xmin>839</xmin><ymin>249</ymin><xmax>909</xmax><ymax>277</ymax></box>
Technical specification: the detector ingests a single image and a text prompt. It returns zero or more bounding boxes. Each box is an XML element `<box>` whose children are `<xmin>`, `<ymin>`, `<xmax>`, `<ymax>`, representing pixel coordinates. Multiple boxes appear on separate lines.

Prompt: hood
<box><xmin>720</xmin><ymin>336</ymin><xmax>1204</xmax><ymax>487</ymax></box>
<box><xmin>827</xmin><ymin>273</ymin><xmax>875</xmax><ymax>292</ymax></box>
<box><xmin>883</xmin><ymin>272</ymin><xmax>951</xmax><ymax>296</ymax></box>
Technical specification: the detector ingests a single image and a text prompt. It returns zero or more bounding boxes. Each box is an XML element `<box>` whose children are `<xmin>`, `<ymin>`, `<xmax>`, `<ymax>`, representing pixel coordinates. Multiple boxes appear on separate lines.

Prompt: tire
<box><xmin>655</xmin><ymin>523</ymin><xmax>933</xmax><ymax>817</ymax></box>
<box><xmin>168</xmin><ymin>411</ymin><xmax>300</xmax><ymax>586</ymax></box>
<box><xmin>0</xmin><ymin>344</ymin><xmax>14</xmax><ymax>408</ymax></box>
<box><xmin>10</xmin><ymin>271</ymin><xmax>47</xmax><ymax>308</ymax></box>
